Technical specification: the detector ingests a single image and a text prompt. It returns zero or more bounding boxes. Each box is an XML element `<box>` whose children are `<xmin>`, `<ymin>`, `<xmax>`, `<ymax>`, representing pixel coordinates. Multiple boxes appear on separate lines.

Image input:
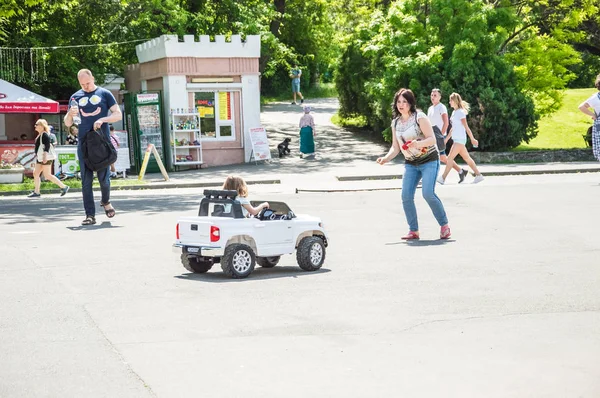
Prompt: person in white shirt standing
<box><xmin>428</xmin><ymin>88</ymin><xmax>467</xmax><ymax>183</ymax></box>
<box><xmin>437</xmin><ymin>92</ymin><xmax>484</xmax><ymax>184</ymax></box>
<box><xmin>578</xmin><ymin>73</ymin><xmax>600</xmax><ymax>162</ymax></box>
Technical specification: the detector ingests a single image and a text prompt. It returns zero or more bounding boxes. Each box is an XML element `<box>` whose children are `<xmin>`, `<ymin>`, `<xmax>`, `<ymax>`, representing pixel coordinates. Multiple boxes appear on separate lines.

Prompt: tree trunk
<box><xmin>270</xmin><ymin>0</ymin><xmax>286</xmax><ymax>37</ymax></box>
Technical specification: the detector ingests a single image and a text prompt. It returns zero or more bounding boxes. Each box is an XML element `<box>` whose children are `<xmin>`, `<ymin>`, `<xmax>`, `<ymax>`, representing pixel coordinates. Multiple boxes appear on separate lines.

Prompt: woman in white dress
<box><xmin>437</xmin><ymin>93</ymin><xmax>484</xmax><ymax>184</ymax></box>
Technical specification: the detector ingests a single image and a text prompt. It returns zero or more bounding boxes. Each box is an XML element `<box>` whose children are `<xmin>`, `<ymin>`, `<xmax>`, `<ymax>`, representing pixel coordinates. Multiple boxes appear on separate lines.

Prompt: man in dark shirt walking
<box><xmin>64</xmin><ymin>69</ymin><xmax>122</xmax><ymax>226</ymax></box>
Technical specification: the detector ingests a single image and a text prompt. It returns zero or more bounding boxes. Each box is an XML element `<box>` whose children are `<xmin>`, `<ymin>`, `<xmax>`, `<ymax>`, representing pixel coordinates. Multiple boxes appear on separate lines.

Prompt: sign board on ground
<box><xmin>248</xmin><ymin>126</ymin><xmax>271</xmax><ymax>161</ymax></box>
<box><xmin>138</xmin><ymin>143</ymin><xmax>169</xmax><ymax>181</ymax></box>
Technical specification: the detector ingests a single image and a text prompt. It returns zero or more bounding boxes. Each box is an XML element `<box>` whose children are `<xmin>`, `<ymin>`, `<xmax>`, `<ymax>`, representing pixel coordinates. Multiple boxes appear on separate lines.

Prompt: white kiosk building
<box><xmin>125</xmin><ymin>34</ymin><xmax>261</xmax><ymax>167</ymax></box>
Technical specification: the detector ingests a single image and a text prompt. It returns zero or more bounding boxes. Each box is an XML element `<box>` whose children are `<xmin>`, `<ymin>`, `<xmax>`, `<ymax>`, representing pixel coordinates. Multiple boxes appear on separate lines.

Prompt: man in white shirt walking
<box><xmin>428</xmin><ymin>88</ymin><xmax>466</xmax><ymax>183</ymax></box>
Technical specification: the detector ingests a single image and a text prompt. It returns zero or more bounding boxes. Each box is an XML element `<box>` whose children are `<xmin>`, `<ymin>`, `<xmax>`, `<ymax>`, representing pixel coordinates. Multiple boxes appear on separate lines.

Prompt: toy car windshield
<box><xmin>250</xmin><ymin>201</ymin><xmax>296</xmax><ymax>220</ymax></box>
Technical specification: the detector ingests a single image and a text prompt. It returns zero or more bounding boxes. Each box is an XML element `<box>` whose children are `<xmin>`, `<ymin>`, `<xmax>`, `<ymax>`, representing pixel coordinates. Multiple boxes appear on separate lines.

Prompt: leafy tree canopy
<box><xmin>0</xmin><ymin>0</ymin><xmax>597</xmax><ymax>150</ymax></box>
<box><xmin>336</xmin><ymin>0</ymin><xmax>597</xmax><ymax>150</ymax></box>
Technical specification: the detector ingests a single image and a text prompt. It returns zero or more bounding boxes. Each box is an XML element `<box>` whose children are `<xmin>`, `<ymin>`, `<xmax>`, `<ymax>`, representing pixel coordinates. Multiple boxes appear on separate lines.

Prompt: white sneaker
<box><xmin>436</xmin><ymin>175</ymin><xmax>445</xmax><ymax>185</ymax></box>
<box><xmin>473</xmin><ymin>174</ymin><xmax>484</xmax><ymax>184</ymax></box>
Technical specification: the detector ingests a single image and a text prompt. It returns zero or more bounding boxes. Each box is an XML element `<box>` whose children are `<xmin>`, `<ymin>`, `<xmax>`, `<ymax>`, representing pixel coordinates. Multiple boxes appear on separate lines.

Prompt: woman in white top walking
<box><xmin>428</xmin><ymin>88</ymin><xmax>467</xmax><ymax>182</ymax></box>
<box><xmin>438</xmin><ymin>93</ymin><xmax>484</xmax><ymax>184</ymax></box>
<box><xmin>578</xmin><ymin>73</ymin><xmax>600</xmax><ymax>162</ymax></box>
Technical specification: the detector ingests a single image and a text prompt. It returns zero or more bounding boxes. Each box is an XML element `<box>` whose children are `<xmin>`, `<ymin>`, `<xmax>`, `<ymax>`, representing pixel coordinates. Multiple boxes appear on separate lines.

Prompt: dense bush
<box><xmin>335</xmin><ymin>0</ymin><xmax>539</xmax><ymax>151</ymax></box>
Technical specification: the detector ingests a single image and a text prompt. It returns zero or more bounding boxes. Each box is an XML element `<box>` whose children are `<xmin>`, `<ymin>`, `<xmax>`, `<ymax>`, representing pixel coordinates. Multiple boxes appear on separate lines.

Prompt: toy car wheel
<box><xmin>257</xmin><ymin>256</ymin><xmax>280</xmax><ymax>268</ymax></box>
<box><xmin>181</xmin><ymin>254</ymin><xmax>212</xmax><ymax>274</ymax></box>
<box><xmin>221</xmin><ymin>244</ymin><xmax>256</xmax><ymax>279</ymax></box>
<box><xmin>296</xmin><ymin>236</ymin><xmax>325</xmax><ymax>271</ymax></box>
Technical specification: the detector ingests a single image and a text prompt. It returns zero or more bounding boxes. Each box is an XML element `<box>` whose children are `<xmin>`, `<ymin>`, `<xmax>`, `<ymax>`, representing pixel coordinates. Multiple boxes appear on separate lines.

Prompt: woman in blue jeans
<box><xmin>377</xmin><ymin>88</ymin><xmax>451</xmax><ymax>240</ymax></box>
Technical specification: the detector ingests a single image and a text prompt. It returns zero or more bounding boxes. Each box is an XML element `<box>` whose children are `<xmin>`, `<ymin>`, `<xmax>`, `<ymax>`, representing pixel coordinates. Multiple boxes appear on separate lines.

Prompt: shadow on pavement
<box><xmin>262</xmin><ymin>102</ymin><xmax>340</xmax><ymax>116</ymax></box>
<box><xmin>258</xmin><ymin>98</ymin><xmax>391</xmax><ymax>174</ymax></box>
<box><xmin>174</xmin><ymin>266</ymin><xmax>331</xmax><ymax>282</ymax></box>
<box><xmin>0</xmin><ymin>195</ymin><xmax>200</xmax><ymax>225</ymax></box>
<box><xmin>66</xmin><ymin>221</ymin><xmax>123</xmax><ymax>231</ymax></box>
<box><xmin>386</xmin><ymin>239</ymin><xmax>455</xmax><ymax>246</ymax></box>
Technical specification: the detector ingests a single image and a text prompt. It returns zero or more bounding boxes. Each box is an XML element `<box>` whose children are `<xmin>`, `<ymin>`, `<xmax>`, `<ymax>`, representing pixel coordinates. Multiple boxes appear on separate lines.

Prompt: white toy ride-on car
<box><xmin>173</xmin><ymin>190</ymin><xmax>329</xmax><ymax>279</ymax></box>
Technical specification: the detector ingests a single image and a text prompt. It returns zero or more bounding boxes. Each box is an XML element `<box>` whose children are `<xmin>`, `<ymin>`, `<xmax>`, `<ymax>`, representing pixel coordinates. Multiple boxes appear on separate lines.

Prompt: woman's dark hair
<box><xmin>392</xmin><ymin>88</ymin><xmax>417</xmax><ymax>119</ymax></box>
<box><xmin>596</xmin><ymin>73</ymin><xmax>600</xmax><ymax>90</ymax></box>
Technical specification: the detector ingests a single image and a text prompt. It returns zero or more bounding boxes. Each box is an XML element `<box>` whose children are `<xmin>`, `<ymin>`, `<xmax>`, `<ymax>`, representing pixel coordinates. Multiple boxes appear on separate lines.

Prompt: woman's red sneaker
<box><xmin>401</xmin><ymin>231</ymin><xmax>420</xmax><ymax>240</ymax></box>
<box><xmin>440</xmin><ymin>225</ymin><xmax>451</xmax><ymax>239</ymax></box>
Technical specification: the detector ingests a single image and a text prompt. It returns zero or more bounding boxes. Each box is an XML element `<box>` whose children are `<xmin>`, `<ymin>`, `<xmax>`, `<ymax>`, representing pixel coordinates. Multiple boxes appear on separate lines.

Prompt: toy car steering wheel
<box><xmin>257</xmin><ymin>207</ymin><xmax>269</xmax><ymax>220</ymax></box>
<box><xmin>257</xmin><ymin>207</ymin><xmax>276</xmax><ymax>220</ymax></box>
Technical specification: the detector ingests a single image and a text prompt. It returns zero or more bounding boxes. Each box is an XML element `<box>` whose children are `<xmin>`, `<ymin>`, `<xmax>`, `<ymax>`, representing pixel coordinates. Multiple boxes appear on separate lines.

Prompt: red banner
<box><xmin>0</xmin><ymin>102</ymin><xmax>59</xmax><ymax>113</ymax></box>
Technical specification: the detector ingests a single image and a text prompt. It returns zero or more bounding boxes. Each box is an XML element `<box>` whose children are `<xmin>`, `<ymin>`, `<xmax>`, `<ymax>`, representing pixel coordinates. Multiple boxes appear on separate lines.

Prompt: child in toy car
<box><xmin>222</xmin><ymin>175</ymin><xmax>269</xmax><ymax>217</ymax></box>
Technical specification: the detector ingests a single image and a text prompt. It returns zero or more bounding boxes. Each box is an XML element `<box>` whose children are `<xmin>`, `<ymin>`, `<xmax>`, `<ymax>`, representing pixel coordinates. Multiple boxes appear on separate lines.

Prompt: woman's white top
<box><xmin>393</xmin><ymin>111</ymin><xmax>438</xmax><ymax>164</ymax></box>
<box><xmin>450</xmin><ymin>108</ymin><xmax>468</xmax><ymax>141</ymax></box>
<box><xmin>584</xmin><ymin>92</ymin><xmax>600</xmax><ymax>115</ymax></box>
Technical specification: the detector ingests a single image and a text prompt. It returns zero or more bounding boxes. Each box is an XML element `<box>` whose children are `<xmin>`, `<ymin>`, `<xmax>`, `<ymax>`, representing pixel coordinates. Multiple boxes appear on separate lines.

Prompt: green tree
<box><xmin>495</xmin><ymin>0</ymin><xmax>597</xmax><ymax>115</ymax></box>
<box><xmin>568</xmin><ymin>9</ymin><xmax>600</xmax><ymax>88</ymax></box>
<box><xmin>260</xmin><ymin>0</ymin><xmax>339</xmax><ymax>95</ymax></box>
<box><xmin>336</xmin><ymin>0</ymin><xmax>538</xmax><ymax>150</ymax></box>
<box><xmin>0</xmin><ymin>0</ymin><xmax>44</xmax><ymax>38</ymax></box>
<box><xmin>0</xmin><ymin>0</ymin><xmax>341</xmax><ymax>98</ymax></box>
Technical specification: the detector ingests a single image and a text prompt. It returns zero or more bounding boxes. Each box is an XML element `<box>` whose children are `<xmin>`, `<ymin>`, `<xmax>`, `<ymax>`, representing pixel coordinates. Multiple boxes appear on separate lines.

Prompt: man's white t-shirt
<box><xmin>584</xmin><ymin>92</ymin><xmax>600</xmax><ymax>115</ymax></box>
<box><xmin>450</xmin><ymin>108</ymin><xmax>468</xmax><ymax>141</ymax></box>
<box><xmin>427</xmin><ymin>103</ymin><xmax>448</xmax><ymax>132</ymax></box>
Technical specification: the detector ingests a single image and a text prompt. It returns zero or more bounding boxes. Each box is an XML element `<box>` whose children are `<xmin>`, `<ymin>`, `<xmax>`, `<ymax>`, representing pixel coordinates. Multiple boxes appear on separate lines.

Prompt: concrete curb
<box><xmin>473</xmin><ymin>167</ymin><xmax>600</xmax><ymax>176</ymax></box>
<box><xmin>142</xmin><ymin>179</ymin><xmax>280</xmax><ymax>190</ymax></box>
<box><xmin>0</xmin><ymin>179</ymin><xmax>281</xmax><ymax>197</ymax></box>
<box><xmin>296</xmin><ymin>187</ymin><xmax>402</xmax><ymax>193</ymax></box>
<box><xmin>337</xmin><ymin>174</ymin><xmax>402</xmax><ymax>181</ymax></box>
<box><xmin>2</xmin><ymin>166</ymin><xmax>598</xmax><ymax>197</ymax></box>
<box><xmin>334</xmin><ymin>166</ymin><xmax>600</xmax><ymax>182</ymax></box>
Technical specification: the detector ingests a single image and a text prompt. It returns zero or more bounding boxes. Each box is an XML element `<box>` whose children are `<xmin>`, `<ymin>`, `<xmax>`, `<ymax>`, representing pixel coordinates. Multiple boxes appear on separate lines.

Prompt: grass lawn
<box><xmin>331</xmin><ymin>113</ymin><xmax>369</xmax><ymax>129</ymax></box>
<box><xmin>515</xmin><ymin>88</ymin><xmax>596</xmax><ymax>150</ymax></box>
<box><xmin>0</xmin><ymin>176</ymin><xmax>145</xmax><ymax>193</ymax></box>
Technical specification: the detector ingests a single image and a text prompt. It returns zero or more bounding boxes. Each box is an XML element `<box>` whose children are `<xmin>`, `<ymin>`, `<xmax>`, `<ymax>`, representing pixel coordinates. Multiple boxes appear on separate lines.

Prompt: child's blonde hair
<box><xmin>449</xmin><ymin>92</ymin><xmax>470</xmax><ymax>113</ymax></box>
<box><xmin>222</xmin><ymin>175</ymin><xmax>248</xmax><ymax>198</ymax></box>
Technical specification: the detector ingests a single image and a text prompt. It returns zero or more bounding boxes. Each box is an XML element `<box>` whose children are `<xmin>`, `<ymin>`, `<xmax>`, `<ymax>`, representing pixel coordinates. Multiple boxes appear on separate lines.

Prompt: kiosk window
<box><xmin>194</xmin><ymin>91</ymin><xmax>235</xmax><ymax>140</ymax></box>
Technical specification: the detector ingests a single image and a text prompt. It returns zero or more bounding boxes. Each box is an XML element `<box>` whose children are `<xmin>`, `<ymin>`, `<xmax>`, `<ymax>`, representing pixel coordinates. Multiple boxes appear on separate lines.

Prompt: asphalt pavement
<box><xmin>1</xmin><ymin>99</ymin><xmax>600</xmax><ymax>397</ymax></box>
<box><xmin>1</xmin><ymin>172</ymin><xmax>600</xmax><ymax>397</ymax></box>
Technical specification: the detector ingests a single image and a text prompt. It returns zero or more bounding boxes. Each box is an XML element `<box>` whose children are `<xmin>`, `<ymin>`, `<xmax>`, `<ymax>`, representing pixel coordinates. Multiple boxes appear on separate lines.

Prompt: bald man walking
<box><xmin>64</xmin><ymin>69</ymin><xmax>122</xmax><ymax>226</ymax></box>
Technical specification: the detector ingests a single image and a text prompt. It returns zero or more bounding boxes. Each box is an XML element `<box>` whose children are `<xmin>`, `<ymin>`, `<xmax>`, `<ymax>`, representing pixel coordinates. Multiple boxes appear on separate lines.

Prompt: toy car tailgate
<box><xmin>177</xmin><ymin>218</ymin><xmax>213</xmax><ymax>244</ymax></box>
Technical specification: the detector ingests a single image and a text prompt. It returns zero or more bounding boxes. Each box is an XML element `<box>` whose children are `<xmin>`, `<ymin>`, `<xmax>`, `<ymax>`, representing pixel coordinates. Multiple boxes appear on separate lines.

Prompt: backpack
<box><xmin>81</xmin><ymin>129</ymin><xmax>117</xmax><ymax>171</ymax></box>
<box><xmin>432</xmin><ymin>126</ymin><xmax>446</xmax><ymax>152</ymax></box>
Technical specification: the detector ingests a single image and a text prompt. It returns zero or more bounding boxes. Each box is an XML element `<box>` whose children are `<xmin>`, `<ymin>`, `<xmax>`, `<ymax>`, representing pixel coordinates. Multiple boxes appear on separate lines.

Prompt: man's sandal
<box><xmin>81</xmin><ymin>216</ymin><xmax>96</xmax><ymax>226</ymax></box>
<box><xmin>100</xmin><ymin>202</ymin><xmax>116</xmax><ymax>218</ymax></box>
